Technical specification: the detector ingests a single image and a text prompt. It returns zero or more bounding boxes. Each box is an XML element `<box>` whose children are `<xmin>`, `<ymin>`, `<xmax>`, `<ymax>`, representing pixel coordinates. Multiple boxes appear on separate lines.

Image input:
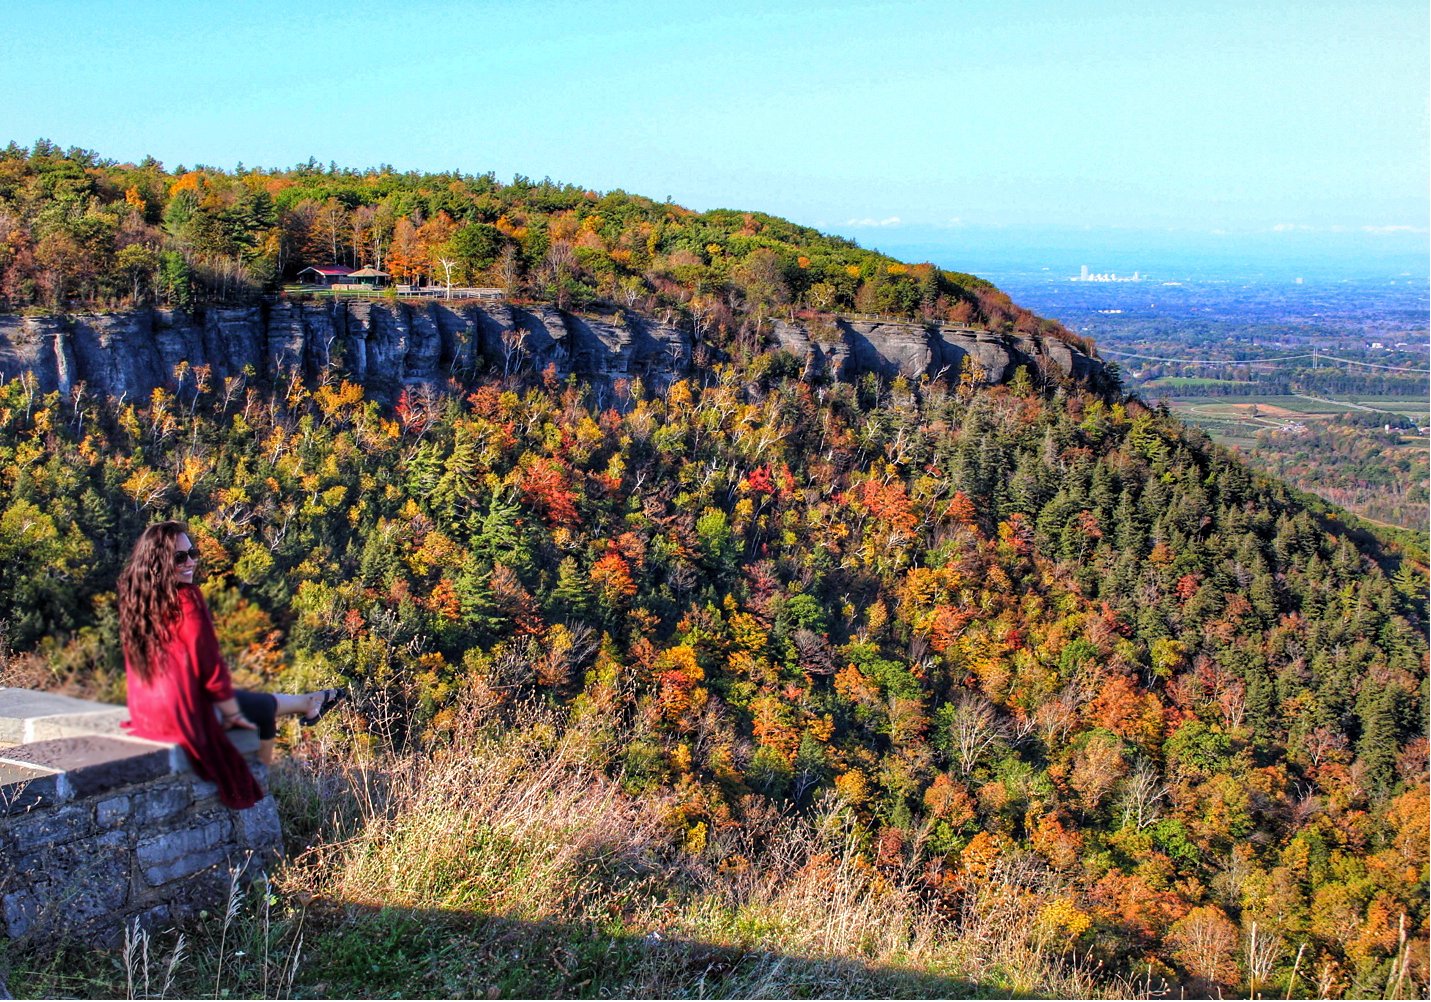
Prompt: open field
<box><xmin>1160</xmin><ymin>393</ymin><xmax>1430</xmax><ymax>424</ymax></box>
<box><xmin>1160</xmin><ymin>397</ymin><xmax>1339</xmax><ymax>441</ymax></box>
<box><xmin>1350</xmin><ymin>397</ymin><xmax>1431</xmax><ymax>419</ymax></box>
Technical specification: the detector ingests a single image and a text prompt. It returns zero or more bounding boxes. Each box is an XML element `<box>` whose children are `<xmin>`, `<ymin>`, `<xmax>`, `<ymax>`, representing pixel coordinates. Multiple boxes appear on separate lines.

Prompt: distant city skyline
<box><xmin>1</xmin><ymin>0</ymin><xmax>1426</xmax><ymax>271</ymax></box>
<box><xmin>1075</xmin><ymin>265</ymin><xmax>1142</xmax><ymax>283</ymax></box>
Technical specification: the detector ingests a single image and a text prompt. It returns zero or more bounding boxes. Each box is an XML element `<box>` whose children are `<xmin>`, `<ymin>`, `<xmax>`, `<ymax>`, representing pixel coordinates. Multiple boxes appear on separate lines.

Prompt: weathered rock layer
<box><xmin>769</xmin><ymin>317</ymin><xmax>1102</xmax><ymax>386</ymax></box>
<box><xmin>0</xmin><ymin>301</ymin><xmax>1103</xmax><ymax>402</ymax></box>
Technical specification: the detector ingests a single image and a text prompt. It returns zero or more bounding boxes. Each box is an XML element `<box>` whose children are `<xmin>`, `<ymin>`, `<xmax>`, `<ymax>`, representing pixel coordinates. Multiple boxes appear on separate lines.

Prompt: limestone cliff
<box><xmin>0</xmin><ymin>300</ymin><xmax>1103</xmax><ymax>402</ymax></box>
<box><xmin>769</xmin><ymin>317</ymin><xmax>1103</xmax><ymax>386</ymax></box>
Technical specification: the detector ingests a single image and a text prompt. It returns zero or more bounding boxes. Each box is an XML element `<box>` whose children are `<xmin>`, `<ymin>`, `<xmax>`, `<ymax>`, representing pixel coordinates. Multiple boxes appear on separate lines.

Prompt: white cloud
<box><xmin>845</xmin><ymin>216</ymin><xmax>902</xmax><ymax>227</ymax></box>
<box><xmin>1271</xmin><ymin>223</ymin><xmax>1314</xmax><ymax>232</ymax></box>
<box><xmin>1362</xmin><ymin>224</ymin><xmax>1425</xmax><ymax>234</ymax></box>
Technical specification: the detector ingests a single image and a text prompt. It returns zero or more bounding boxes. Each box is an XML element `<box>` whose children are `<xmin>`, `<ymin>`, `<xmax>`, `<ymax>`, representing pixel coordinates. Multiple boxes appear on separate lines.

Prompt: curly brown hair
<box><xmin>118</xmin><ymin>521</ymin><xmax>190</xmax><ymax>683</ymax></box>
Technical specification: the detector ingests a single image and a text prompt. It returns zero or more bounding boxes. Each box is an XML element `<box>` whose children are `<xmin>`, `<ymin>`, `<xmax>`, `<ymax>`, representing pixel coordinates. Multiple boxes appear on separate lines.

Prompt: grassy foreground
<box><xmin>3</xmin><ymin>696</ymin><xmax>1145</xmax><ymax>1000</ymax></box>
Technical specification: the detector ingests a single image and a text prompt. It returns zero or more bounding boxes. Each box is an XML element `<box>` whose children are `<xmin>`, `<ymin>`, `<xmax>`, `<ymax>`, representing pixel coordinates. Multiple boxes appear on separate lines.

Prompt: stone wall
<box><xmin>0</xmin><ymin>689</ymin><xmax>282</xmax><ymax>946</ymax></box>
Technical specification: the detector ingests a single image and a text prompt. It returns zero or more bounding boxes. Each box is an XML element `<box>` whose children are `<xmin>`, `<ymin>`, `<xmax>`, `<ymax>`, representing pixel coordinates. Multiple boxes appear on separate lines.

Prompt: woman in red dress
<box><xmin>119</xmin><ymin>521</ymin><xmax>344</xmax><ymax>809</ymax></box>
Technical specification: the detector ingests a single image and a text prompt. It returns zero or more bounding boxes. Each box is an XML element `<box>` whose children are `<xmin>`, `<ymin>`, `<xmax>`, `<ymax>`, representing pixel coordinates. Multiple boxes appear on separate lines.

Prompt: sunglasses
<box><xmin>174</xmin><ymin>547</ymin><xmax>201</xmax><ymax>565</ymax></box>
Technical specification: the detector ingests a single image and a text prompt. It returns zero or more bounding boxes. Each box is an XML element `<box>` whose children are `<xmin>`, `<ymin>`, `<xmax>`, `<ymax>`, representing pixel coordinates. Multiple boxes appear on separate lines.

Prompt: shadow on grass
<box><xmin>299</xmin><ymin>901</ymin><xmax>999</xmax><ymax>1000</ymax></box>
<box><xmin>4</xmin><ymin>897</ymin><xmax>1004</xmax><ymax>1000</ymax></box>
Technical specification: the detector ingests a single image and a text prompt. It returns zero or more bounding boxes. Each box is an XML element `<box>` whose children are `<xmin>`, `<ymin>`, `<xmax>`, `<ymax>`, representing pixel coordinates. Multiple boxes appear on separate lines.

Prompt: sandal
<box><xmin>301</xmin><ymin>687</ymin><xmax>347</xmax><ymax>727</ymax></box>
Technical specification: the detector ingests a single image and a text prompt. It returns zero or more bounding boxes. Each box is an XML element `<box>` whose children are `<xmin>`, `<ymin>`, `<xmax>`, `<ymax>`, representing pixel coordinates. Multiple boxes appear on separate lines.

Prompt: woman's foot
<box><xmin>301</xmin><ymin>687</ymin><xmax>347</xmax><ymax>726</ymax></box>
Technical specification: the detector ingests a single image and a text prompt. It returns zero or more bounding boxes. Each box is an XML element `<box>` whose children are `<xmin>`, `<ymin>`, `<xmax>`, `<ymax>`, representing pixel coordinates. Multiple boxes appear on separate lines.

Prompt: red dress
<box><xmin>124</xmin><ymin>585</ymin><xmax>265</xmax><ymax>810</ymax></box>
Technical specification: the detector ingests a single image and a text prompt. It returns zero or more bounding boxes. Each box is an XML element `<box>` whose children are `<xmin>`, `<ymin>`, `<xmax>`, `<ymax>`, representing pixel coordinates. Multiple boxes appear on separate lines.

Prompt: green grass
<box><xmin>1162</xmin><ymin>394</ymin><xmax>1287</xmax><ymax>407</ymax></box>
<box><xmin>1275</xmin><ymin>398</ymin><xmax>1363</xmax><ymax>414</ymax></box>
<box><xmin>9</xmin><ymin>899</ymin><xmax>999</xmax><ymax>1000</ymax></box>
<box><xmin>1353</xmin><ymin>395</ymin><xmax>1431</xmax><ymax>406</ymax></box>
<box><xmin>1144</xmin><ymin>385</ymin><xmax>1428</xmax><ymax>416</ymax></box>
<box><xmin>1354</xmin><ymin>399</ymin><xmax>1430</xmax><ymax>419</ymax></box>
<box><xmin>1163</xmin><ymin>395</ymin><xmax>1418</xmax><ymax>418</ymax></box>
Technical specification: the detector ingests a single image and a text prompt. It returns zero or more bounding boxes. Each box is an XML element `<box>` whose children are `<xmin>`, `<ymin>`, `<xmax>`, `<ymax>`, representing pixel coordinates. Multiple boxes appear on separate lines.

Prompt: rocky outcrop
<box><xmin>0</xmin><ymin>300</ymin><xmax>1104</xmax><ymax>403</ymax></box>
<box><xmin>770</xmin><ymin>317</ymin><xmax>1103</xmax><ymax>386</ymax></box>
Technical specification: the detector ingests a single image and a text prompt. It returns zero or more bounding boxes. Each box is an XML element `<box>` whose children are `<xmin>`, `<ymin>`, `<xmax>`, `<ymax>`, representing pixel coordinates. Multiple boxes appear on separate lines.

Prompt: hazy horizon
<box><xmin>833</xmin><ymin>223</ymin><xmax>1429</xmax><ymax>286</ymax></box>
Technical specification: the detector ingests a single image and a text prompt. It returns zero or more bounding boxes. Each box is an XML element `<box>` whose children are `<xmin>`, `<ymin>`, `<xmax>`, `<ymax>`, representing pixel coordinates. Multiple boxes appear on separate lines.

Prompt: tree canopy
<box><xmin>1</xmin><ymin>348</ymin><xmax>1424</xmax><ymax>996</ymax></box>
<box><xmin>0</xmin><ymin>141</ymin><xmax>1083</xmax><ymax>353</ymax></box>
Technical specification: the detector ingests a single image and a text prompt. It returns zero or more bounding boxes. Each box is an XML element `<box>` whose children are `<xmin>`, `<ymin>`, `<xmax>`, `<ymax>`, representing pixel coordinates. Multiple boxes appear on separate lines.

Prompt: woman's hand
<box><xmin>224</xmin><ymin>711</ymin><xmax>257</xmax><ymax>731</ymax></box>
<box><xmin>216</xmin><ymin>697</ymin><xmax>257</xmax><ymax>730</ymax></box>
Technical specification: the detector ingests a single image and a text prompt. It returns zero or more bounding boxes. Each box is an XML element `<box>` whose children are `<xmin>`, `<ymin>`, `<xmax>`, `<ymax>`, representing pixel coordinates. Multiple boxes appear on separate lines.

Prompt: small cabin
<box><xmin>345</xmin><ymin>267</ymin><xmax>390</xmax><ymax>287</ymax></box>
<box><xmin>296</xmin><ymin>265</ymin><xmax>355</xmax><ymax>286</ymax></box>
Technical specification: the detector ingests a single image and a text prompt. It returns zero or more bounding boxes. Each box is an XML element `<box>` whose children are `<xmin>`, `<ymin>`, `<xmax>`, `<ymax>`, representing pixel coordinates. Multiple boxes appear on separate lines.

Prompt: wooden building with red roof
<box><xmin>296</xmin><ymin>265</ymin><xmax>355</xmax><ymax>286</ymax></box>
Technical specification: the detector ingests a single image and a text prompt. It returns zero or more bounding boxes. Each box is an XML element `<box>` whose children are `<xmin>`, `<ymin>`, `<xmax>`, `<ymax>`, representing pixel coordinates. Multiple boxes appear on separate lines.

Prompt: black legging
<box><xmin>234</xmin><ymin>690</ymin><xmax>279</xmax><ymax>740</ymax></box>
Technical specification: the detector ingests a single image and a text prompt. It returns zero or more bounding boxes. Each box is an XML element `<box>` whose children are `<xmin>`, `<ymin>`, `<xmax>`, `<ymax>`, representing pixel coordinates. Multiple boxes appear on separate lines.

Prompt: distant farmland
<box><xmin>1155</xmin><ymin>392</ymin><xmax>1429</xmax><ymax>532</ymax></box>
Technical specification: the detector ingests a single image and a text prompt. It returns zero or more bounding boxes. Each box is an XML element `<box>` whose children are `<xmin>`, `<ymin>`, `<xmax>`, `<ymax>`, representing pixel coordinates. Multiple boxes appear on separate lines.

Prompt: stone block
<box><xmin>0</xmin><ymin>763</ymin><xmax>66</xmax><ymax>815</ymax></box>
<box><xmin>0</xmin><ymin>689</ymin><xmax>122</xmax><ymax>742</ymax></box>
<box><xmin>81</xmin><ymin>919</ymin><xmax>127</xmax><ymax>949</ymax></box>
<box><xmin>24</xmin><ymin>707</ymin><xmax>129</xmax><ymax>742</ymax></box>
<box><xmin>132</xmin><ymin>782</ymin><xmax>192</xmax><ymax>826</ymax></box>
<box><xmin>142</xmin><ymin>847</ymin><xmax>228</xmax><ymax>888</ymax></box>
<box><xmin>96</xmin><ymin>793</ymin><xmax>131</xmax><ymax>827</ymax></box>
<box><xmin>7</xmin><ymin>802</ymin><xmax>94</xmax><ymax>852</ymax></box>
<box><xmin>44</xmin><ymin>857</ymin><xmax>130</xmax><ymax>922</ymax></box>
<box><xmin>92</xmin><ymin>827</ymin><xmax>129</xmax><ymax>849</ymax></box>
<box><xmin>2</xmin><ymin>736</ymin><xmax>174</xmax><ymax>797</ymax></box>
<box><xmin>234</xmin><ymin>798</ymin><xmax>282</xmax><ymax>854</ymax></box>
<box><xmin>3</xmin><ymin>885</ymin><xmax>42</xmax><ymax>939</ymax></box>
<box><xmin>131</xmin><ymin>902</ymin><xmax>172</xmax><ymax>933</ymax></box>
<box><xmin>0</xmin><ymin>758</ymin><xmax>59</xmax><ymax>786</ymax></box>
<box><xmin>6</xmin><ymin>828</ymin><xmax>129</xmax><ymax>888</ymax></box>
<box><xmin>3</xmin><ymin>829</ymin><xmax>130</xmax><ymax>941</ymax></box>
<box><xmin>165</xmin><ymin>745</ymin><xmax>190</xmax><ymax>774</ymax></box>
<box><xmin>136</xmin><ymin>816</ymin><xmax>230</xmax><ymax>865</ymax></box>
<box><xmin>166</xmin><ymin>865</ymin><xmax>232</xmax><ymax>917</ymax></box>
<box><xmin>228</xmin><ymin>729</ymin><xmax>261</xmax><ymax>756</ymax></box>
<box><xmin>136</xmin><ymin>818</ymin><xmax>231</xmax><ymax>885</ymax></box>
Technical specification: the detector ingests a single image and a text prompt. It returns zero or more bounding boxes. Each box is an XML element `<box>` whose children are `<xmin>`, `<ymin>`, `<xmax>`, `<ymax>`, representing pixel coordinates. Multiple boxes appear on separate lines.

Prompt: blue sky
<box><xmin>2</xmin><ymin>0</ymin><xmax>1426</xmax><ymax>269</ymax></box>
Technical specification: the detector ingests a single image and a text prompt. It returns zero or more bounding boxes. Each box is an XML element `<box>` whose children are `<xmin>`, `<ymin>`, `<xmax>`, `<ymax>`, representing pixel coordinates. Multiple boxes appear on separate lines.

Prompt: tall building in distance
<box><xmin>1074</xmin><ymin>265</ymin><xmax>1142</xmax><ymax>283</ymax></box>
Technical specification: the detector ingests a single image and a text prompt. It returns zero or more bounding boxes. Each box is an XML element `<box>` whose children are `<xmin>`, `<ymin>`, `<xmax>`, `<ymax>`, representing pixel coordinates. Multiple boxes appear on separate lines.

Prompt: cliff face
<box><xmin>769</xmin><ymin>317</ymin><xmax>1102</xmax><ymax>387</ymax></box>
<box><xmin>0</xmin><ymin>301</ymin><xmax>1102</xmax><ymax>403</ymax></box>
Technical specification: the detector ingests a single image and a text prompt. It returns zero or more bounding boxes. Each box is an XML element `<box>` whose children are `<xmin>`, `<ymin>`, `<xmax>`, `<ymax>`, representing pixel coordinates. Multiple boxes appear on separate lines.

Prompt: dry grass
<box><xmin>6</xmin><ymin>693</ymin><xmax>1149</xmax><ymax>999</ymax></box>
<box><xmin>252</xmin><ymin>694</ymin><xmax>1145</xmax><ymax>999</ymax></box>
<box><xmin>288</xmin><ymin>711</ymin><xmax>667</xmax><ymax>925</ymax></box>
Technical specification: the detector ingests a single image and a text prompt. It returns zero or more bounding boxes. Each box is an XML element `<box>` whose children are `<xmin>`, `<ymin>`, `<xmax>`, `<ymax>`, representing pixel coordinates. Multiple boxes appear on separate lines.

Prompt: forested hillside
<box><xmin>0</xmin><ymin>141</ymin><xmax>1426</xmax><ymax>999</ymax></box>
<box><xmin>3</xmin><ymin>359</ymin><xmax>1426</xmax><ymax>996</ymax></box>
